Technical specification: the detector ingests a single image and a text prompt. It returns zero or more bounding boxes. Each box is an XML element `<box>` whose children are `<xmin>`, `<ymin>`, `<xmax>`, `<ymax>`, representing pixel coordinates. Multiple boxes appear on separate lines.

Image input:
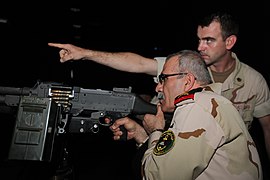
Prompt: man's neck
<box><xmin>210</xmin><ymin>54</ymin><xmax>235</xmax><ymax>73</ymax></box>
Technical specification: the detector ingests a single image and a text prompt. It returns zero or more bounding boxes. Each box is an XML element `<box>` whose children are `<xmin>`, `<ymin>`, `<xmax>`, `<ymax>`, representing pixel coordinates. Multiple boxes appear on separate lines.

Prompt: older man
<box><xmin>110</xmin><ymin>50</ymin><xmax>262</xmax><ymax>180</ymax></box>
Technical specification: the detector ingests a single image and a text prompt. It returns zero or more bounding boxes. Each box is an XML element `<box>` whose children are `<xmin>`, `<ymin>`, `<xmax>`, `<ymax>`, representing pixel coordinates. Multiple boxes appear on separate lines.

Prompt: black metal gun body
<box><xmin>0</xmin><ymin>81</ymin><xmax>160</xmax><ymax>161</ymax></box>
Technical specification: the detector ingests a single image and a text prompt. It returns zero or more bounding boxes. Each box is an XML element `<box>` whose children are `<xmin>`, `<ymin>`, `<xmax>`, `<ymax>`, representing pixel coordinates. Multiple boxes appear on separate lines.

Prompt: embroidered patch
<box><xmin>153</xmin><ymin>130</ymin><xmax>175</xmax><ymax>156</ymax></box>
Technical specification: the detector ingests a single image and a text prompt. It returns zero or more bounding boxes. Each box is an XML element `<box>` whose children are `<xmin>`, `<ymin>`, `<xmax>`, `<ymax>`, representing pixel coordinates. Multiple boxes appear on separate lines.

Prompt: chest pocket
<box><xmin>222</xmin><ymin>89</ymin><xmax>256</xmax><ymax>129</ymax></box>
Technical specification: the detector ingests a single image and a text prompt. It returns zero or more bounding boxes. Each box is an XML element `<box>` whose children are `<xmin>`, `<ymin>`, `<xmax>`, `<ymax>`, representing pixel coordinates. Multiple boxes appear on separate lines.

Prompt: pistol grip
<box><xmin>119</xmin><ymin>125</ymin><xmax>127</xmax><ymax>141</ymax></box>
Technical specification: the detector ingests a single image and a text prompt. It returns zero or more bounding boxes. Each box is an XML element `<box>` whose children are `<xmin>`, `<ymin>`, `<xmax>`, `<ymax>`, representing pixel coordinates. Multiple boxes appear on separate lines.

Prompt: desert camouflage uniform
<box><xmin>142</xmin><ymin>87</ymin><xmax>262</xmax><ymax>180</ymax></box>
<box><xmin>154</xmin><ymin>53</ymin><xmax>270</xmax><ymax>129</ymax></box>
<box><xmin>209</xmin><ymin>53</ymin><xmax>270</xmax><ymax>129</ymax></box>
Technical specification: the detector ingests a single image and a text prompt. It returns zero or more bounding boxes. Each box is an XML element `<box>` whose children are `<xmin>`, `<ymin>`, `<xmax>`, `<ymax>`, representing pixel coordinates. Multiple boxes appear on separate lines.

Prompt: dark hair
<box><xmin>198</xmin><ymin>12</ymin><xmax>239</xmax><ymax>40</ymax></box>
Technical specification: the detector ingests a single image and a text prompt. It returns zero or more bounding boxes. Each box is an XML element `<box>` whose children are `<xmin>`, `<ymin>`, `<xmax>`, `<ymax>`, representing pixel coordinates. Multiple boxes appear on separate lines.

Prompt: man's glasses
<box><xmin>158</xmin><ymin>73</ymin><xmax>188</xmax><ymax>84</ymax></box>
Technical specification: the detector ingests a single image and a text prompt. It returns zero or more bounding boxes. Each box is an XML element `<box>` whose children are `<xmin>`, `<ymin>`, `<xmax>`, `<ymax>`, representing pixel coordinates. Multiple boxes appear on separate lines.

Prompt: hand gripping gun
<box><xmin>0</xmin><ymin>81</ymin><xmax>168</xmax><ymax>162</ymax></box>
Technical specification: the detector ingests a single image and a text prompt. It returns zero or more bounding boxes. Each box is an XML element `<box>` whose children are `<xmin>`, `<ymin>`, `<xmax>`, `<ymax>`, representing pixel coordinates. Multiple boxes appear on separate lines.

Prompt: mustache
<box><xmin>157</xmin><ymin>92</ymin><xmax>164</xmax><ymax>100</ymax></box>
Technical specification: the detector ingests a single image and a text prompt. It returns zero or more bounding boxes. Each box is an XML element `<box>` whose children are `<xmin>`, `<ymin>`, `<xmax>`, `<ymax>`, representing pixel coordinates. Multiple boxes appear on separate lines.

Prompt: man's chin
<box><xmin>160</xmin><ymin>102</ymin><xmax>166</xmax><ymax>112</ymax></box>
<box><xmin>161</xmin><ymin>104</ymin><xmax>174</xmax><ymax>113</ymax></box>
<box><xmin>203</xmin><ymin>58</ymin><xmax>213</xmax><ymax>66</ymax></box>
<box><xmin>203</xmin><ymin>57</ymin><xmax>210</xmax><ymax>62</ymax></box>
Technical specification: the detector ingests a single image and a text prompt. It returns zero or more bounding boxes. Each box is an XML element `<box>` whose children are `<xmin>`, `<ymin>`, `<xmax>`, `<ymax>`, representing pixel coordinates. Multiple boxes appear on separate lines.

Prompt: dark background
<box><xmin>0</xmin><ymin>1</ymin><xmax>268</xmax><ymax>180</ymax></box>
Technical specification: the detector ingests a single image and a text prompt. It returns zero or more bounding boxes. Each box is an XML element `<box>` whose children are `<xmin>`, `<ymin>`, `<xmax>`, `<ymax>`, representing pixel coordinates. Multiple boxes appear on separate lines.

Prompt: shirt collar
<box><xmin>174</xmin><ymin>87</ymin><xmax>203</xmax><ymax>106</ymax></box>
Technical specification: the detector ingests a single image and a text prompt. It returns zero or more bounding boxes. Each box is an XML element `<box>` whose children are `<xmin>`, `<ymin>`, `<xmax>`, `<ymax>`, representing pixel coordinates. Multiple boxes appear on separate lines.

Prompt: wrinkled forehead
<box><xmin>163</xmin><ymin>56</ymin><xmax>180</xmax><ymax>72</ymax></box>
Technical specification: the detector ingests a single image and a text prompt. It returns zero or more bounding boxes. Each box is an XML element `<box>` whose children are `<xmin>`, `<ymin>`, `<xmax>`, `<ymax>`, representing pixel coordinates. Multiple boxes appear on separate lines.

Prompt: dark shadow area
<box><xmin>0</xmin><ymin>1</ymin><xmax>268</xmax><ymax>179</ymax></box>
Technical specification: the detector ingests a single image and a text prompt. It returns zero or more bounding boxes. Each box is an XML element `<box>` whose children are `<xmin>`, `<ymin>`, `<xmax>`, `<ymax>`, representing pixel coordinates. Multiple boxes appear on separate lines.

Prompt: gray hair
<box><xmin>166</xmin><ymin>50</ymin><xmax>212</xmax><ymax>85</ymax></box>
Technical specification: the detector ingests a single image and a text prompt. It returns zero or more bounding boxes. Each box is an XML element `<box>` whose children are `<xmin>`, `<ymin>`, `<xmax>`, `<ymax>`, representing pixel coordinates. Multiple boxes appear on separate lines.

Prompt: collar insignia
<box><xmin>174</xmin><ymin>87</ymin><xmax>203</xmax><ymax>105</ymax></box>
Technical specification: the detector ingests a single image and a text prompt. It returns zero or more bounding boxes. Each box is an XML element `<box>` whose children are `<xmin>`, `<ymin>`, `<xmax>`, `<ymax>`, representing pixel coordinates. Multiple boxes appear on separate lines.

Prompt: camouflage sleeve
<box><xmin>153</xmin><ymin>57</ymin><xmax>166</xmax><ymax>83</ymax></box>
<box><xmin>142</xmin><ymin>104</ymin><xmax>224</xmax><ymax>180</ymax></box>
<box><xmin>253</xmin><ymin>74</ymin><xmax>270</xmax><ymax>117</ymax></box>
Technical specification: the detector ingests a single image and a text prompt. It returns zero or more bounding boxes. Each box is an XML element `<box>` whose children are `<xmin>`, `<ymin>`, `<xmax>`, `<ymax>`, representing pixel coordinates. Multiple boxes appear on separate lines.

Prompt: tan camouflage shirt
<box><xmin>142</xmin><ymin>87</ymin><xmax>262</xmax><ymax>180</ymax></box>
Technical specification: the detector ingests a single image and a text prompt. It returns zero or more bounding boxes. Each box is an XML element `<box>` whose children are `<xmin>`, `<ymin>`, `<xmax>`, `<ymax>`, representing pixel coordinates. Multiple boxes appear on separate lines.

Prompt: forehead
<box><xmin>163</xmin><ymin>56</ymin><xmax>179</xmax><ymax>72</ymax></box>
<box><xmin>197</xmin><ymin>21</ymin><xmax>221</xmax><ymax>38</ymax></box>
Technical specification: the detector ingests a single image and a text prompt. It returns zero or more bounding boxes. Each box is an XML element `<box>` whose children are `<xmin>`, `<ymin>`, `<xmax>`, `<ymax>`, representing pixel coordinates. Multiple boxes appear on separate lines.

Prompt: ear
<box><xmin>184</xmin><ymin>73</ymin><xmax>196</xmax><ymax>91</ymax></box>
<box><xmin>225</xmin><ymin>35</ymin><xmax>237</xmax><ymax>50</ymax></box>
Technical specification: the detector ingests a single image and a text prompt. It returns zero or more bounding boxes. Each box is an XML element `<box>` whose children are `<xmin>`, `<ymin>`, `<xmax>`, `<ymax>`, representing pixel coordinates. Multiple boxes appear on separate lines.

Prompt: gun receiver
<box><xmin>0</xmin><ymin>81</ymin><xmax>170</xmax><ymax>161</ymax></box>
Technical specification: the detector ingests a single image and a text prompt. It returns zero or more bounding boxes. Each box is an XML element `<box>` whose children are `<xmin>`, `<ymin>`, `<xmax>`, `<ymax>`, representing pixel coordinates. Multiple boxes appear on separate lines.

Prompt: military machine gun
<box><xmin>0</xmin><ymin>81</ymin><xmax>166</xmax><ymax>162</ymax></box>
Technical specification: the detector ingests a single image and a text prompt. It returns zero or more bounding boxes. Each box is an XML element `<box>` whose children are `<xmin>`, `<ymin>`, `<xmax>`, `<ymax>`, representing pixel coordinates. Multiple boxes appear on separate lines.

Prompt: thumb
<box><xmin>156</xmin><ymin>103</ymin><xmax>164</xmax><ymax>118</ymax></box>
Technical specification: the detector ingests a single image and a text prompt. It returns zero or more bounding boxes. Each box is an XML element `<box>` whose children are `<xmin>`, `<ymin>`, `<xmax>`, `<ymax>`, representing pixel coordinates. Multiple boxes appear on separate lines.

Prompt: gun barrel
<box><xmin>0</xmin><ymin>86</ymin><xmax>30</xmax><ymax>95</ymax></box>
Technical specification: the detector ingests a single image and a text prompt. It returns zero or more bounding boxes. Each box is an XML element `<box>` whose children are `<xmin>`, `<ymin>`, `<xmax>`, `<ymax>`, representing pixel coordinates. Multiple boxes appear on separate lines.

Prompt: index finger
<box><xmin>156</xmin><ymin>103</ymin><xmax>164</xmax><ymax>116</ymax></box>
<box><xmin>48</xmin><ymin>43</ymin><xmax>65</xmax><ymax>49</ymax></box>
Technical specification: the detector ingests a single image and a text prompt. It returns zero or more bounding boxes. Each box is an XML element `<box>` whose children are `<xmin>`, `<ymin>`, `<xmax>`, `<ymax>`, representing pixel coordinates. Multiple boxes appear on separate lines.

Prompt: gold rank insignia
<box><xmin>153</xmin><ymin>130</ymin><xmax>175</xmax><ymax>156</ymax></box>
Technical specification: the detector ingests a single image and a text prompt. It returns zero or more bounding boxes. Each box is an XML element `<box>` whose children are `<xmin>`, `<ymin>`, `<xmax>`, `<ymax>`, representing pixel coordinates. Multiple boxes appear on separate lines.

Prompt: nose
<box><xmin>155</xmin><ymin>82</ymin><xmax>163</xmax><ymax>93</ymax></box>
<box><xmin>197</xmin><ymin>41</ymin><xmax>205</xmax><ymax>52</ymax></box>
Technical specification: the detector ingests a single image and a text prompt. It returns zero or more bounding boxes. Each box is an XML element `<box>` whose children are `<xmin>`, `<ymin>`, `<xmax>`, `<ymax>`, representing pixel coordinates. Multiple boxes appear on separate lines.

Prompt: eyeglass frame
<box><xmin>158</xmin><ymin>72</ymin><xmax>188</xmax><ymax>84</ymax></box>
